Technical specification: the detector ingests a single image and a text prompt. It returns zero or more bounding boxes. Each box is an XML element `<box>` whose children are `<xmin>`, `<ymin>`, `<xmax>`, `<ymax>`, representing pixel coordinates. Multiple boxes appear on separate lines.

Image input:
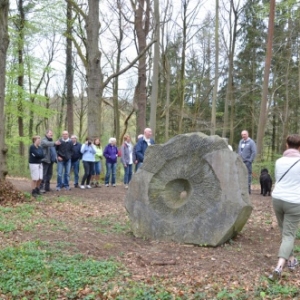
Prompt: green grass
<box><xmin>0</xmin><ymin>241</ymin><xmax>119</xmax><ymax>299</ymax></box>
<box><xmin>256</xmin><ymin>279</ymin><xmax>299</xmax><ymax>298</ymax></box>
<box><xmin>91</xmin><ymin>215</ymin><xmax>131</xmax><ymax>234</ymax></box>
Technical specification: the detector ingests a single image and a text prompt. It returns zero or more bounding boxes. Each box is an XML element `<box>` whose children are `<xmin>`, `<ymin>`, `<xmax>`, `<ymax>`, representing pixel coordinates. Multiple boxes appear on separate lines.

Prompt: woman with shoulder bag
<box><xmin>269</xmin><ymin>134</ymin><xmax>300</xmax><ymax>280</ymax></box>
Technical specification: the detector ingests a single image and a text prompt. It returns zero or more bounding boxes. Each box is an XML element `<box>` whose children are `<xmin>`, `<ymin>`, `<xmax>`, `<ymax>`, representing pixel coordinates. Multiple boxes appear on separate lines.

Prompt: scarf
<box><xmin>283</xmin><ymin>149</ymin><xmax>300</xmax><ymax>157</ymax></box>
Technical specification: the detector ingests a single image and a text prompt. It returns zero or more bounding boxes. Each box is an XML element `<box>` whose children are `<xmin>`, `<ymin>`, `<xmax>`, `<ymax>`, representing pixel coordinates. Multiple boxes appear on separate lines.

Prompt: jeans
<box><xmin>71</xmin><ymin>160</ymin><xmax>80</xmax><ymax>186</ymax></box>
<box><xmin>57</xmin><ymin>159</ymin><xmax>71</xmax><ymax>188</ymax></box>
<box><xmin>272</xmin><ymin>198</ymin><xmax>300</xmax><ymax>260</ymax></box>
<box><xmin>244</xmin><ymin>161</ymin><xmax>252</xmax><ymax>194</ymax></box>
<box><xmin>136</xmin><ymin>162</ymin><xmax>143</xmax><ymax>171</ymax></box>
<box><xmin>81</xmin><ymin>161</ymin><xmax>94</xmax><ymax>185</ymax></box>
<box><xmin>92</xmin><ymin>161</ymin><xmax>101</xmax><ymax>175</ymax></box>
<box><xmin>123</xmin><ymin>164</ymin><xmax>133</xmax><ymax>184</ymax></box>
<box><xmin>40</xmin><ymin>162</ymin><xmax>53</xmax><ymax>190</ymax></box>
<box><xmin>105</xmin><ymin>162</ymin><xmax>117</xmax><ymax>185</ymax></box>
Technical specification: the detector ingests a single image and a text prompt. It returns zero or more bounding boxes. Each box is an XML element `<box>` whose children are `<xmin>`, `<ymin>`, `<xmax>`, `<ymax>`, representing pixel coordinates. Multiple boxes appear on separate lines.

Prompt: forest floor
<box><xmin>0</xmin><ymin>177</ymin><xmax>300</xmax><ymax>299</ymax></box>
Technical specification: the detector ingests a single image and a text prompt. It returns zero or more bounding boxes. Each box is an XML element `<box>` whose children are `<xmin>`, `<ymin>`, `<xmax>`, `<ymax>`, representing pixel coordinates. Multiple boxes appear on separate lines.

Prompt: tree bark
<box><xmin>86</xmin><ymin>0</ymin><xmax>103</xmax><ymax>139</ymax></box>
<box><xmin>256</xmin><ymin>0</ymin><xmax>275</xmax><ymax>160</ymax></box>
<box><xmin>0</xmin><ymin>0</ymin><xmax>9</xmax><ymax>180</ymax></box>
<box><xmin>211</xmin><ymin>0</ymin><xmax>219</xmax><ymax>135</ymax></box>
<box><xmin>133</xmin><ymin>0</ymin><xmax>150</xmax><ymax>136</ymax></box>
<box><xmin>17</xmin><ymin>0</ymin><xmax>25</xmax><ymax>156</ymax></box>
<box><xmin>149</xmin><ymin>0</ymin><xmax>160</xmax><ymax>137</ymax></box>
<box><xmin>66</xmin><ymin>0</ymin><xmax>74</xmax><ymax>134</ymax></box>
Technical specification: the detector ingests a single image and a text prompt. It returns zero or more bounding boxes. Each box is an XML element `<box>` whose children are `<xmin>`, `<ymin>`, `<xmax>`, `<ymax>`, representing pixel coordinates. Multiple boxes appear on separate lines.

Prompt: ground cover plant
<box><xmin>0</xmin><ymin>177</ymin><xmax>299</xmax><ymax>299</ymax></box>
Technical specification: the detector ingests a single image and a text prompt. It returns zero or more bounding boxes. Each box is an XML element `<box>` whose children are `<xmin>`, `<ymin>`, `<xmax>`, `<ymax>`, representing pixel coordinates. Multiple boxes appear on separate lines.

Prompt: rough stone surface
<box><xmin>125</xmin><ymin>132</ymin><xmax>253</xmax><ymax>246</ymax></box>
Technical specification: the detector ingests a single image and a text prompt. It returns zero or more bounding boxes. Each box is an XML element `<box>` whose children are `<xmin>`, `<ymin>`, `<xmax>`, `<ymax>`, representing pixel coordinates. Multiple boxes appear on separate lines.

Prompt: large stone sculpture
<box><xmin>125</xmin><ymin>132</ymin><xmax>253</xmax><ymax>246</ymax></box>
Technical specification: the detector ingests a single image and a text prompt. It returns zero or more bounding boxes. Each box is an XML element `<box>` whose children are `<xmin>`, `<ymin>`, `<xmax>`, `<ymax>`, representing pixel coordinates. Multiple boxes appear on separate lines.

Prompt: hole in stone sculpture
<box><xmin>164</xmin><ymin>178</ymin><xmax>191</xmax><ymax>209</ymax></box>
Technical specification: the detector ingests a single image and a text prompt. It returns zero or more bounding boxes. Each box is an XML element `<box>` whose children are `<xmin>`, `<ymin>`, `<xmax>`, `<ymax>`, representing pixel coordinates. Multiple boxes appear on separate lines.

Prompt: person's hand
<box><xmin>55</xmin><ymin>140</ymin><xmax>61</xmax><ymax>145</ymax></box>
<box><xmin>124</xmin><ymin>164</ymin><xmax>127</xmax><ymax>167</ymax></box>
<box><xmin>134</xmin><ymin>160</ymin><xmax>138</xmax><ymax>164</ymax></box>
<box><xmin>57</xmin><ymin>156</ymin><xmax>63</xmax><ymax>161</ymax></box>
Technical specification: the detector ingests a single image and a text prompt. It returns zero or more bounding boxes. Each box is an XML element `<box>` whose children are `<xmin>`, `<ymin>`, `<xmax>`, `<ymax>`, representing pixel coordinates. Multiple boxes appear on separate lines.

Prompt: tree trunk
<box><xmin>113</xmin><ymin>0</ymin><xmax>123</xmax><ymax>144</ymax></box>
<box><xmin>222</xmin><ymin>0</ymin><xmax>238</xmax><ymax>141</ymax></box>
<box><xmin>66</xmin><ymin>0</ymin><xmax>74</xmax><ymax>134</ymax></box>
<box><xmin>256</xmin><ymin>0</ymin><xmax>275</xmax><ymax>160</ymax></box>
<box><xmin>178</xmin><ymin>0</ymin><xmax>187</xmax><ymax>134</ymax></box>
<box><xmin>133</xmin><ymin>0</ymin><xmax>150</xmax><ymax>136</ymax></box>
<box><xmin>87</xmin><ymin>0</ymin><xmax>103</xmax><ymax>139</ymax></box>
<box><xmin>17</xmin><ymin>0</ymin><xmax>25</xmax><ymax>156</ymax></box>
<box><xmin>0</xmin><ymin>0</ymin><xmax>9</xmax><ymax>180</ymax></box>
<box><xmin>211</xmin><ymin>0</ymin><xmax>219</xmax><ymax>135</ymax></box>
<box><xmin>149</xmin><ymin>0</ymin><xmax>160</xmax><ymax>138</ymax></box>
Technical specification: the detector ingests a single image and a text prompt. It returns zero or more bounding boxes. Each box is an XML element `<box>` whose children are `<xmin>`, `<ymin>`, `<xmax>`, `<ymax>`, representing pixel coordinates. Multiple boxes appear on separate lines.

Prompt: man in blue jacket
<box><xmin>238</xmin><ymin>130</ymin><xmax>257</xmax><ymax>194</ymax></box>
<box><xmin>135</xmin><ymin>128</ymin><xmax>155</xmax><ymax>171</ymax></box>
<box><xmin>70</xmin><ymin>135</ymin><xmax>82</xmax><ymax>188</ymax></box>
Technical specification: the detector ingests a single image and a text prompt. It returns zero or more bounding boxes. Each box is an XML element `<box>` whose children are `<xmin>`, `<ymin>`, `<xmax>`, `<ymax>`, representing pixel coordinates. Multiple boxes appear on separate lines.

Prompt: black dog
<box><xmin>260</xmin><ymin>168</ymin><xmax>272</xmax><ymax>196</ymax></box>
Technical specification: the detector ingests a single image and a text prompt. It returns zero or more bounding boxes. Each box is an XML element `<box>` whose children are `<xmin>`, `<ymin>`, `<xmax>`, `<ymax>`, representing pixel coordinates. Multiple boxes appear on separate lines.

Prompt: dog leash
<box><xmin>278</xmin><ymin>158</ymin><xmax>300</xmax><ymax>183</ymax></box>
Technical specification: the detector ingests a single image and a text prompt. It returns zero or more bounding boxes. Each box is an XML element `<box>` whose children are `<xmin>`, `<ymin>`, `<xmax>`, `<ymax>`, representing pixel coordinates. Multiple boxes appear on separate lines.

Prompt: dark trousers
<box><xmin>81</xmin><ymin>161</ymin><xmax>94</xmax><ymax>185</ymax></box>
<box><xmin>40</xmin><ymin>162</ymin><xmax>54</xmax><ymax>191</ymax></box>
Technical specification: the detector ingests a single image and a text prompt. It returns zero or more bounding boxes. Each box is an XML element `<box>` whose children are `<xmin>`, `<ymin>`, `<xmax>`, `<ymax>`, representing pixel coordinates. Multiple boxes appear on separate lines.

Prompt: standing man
<box><xmin>40</xmin><ymin>129</ymin><xmax>61</xmax><ymax>192</ymax></box>
<box><xmin>70</xmin><ymin>135</ymin><xmax>82</xmax><ymax>188</ymax></box>
<box><xmin>135</xmin><ymin>128</ymin><xmax>155</xmax><ymax>171</ymax></box>
<box><xmin>238</xmin><ymin>130</ymin><xmax>257</xmax><ymax>194</ymax></box>
<box><xmin>56</xmin><ymin>130</ymin><xmax>73</xmax><ymax>191</ymax></box>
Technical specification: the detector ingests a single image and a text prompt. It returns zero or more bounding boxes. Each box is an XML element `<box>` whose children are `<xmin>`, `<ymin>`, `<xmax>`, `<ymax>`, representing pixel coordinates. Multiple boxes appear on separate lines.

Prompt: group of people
<box><xmin>29</xmin><ymin>128</ymin><xmax>300</xmax><ymax>280</ymax></box>
<box><xmin>28</xmin><ymin>128</ymin><xmax>155</xmax><ymax>197</ymax></box>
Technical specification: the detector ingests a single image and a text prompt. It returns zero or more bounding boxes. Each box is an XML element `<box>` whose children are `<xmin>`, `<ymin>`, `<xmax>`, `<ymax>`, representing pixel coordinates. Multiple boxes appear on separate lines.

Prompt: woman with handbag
<box><xmin>269</xmin><ymin>134</ymin><xmax>300</xmax><ymax>280</ymax></box>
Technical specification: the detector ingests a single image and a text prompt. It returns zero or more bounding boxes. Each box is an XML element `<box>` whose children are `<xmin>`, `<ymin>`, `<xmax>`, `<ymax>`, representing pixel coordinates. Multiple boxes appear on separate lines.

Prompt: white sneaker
<box><xmin>86</xmin><ymin>185</ymin><xmax>92</xmax><ymax>189</ymax></box>
<box><xmin>105</xmin><ymin>184</ymin><xmax>109</xmax><ymax>187</ymax></box>
<box><xmin>125</xmin><ymin>185</ymin><xmax>128</xmax><ymax>189</ymax></box>
<box><xmin>112</xmin><ymin>184</ymin><xmax>116</xmax><ymax>187</ymax></box>
<box><xmin>80</xmin><ymin>185</ymin><xmax>85</xmax><ymax>189</ymax></box>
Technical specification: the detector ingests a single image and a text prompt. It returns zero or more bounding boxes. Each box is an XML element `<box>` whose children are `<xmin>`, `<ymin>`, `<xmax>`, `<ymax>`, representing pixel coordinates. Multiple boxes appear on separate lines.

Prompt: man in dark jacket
<box><xmin>135</xmin><ymin>128</ymin><xmax>155</xmax><ymax>171</ymax></box>
<box><xmin>56</xmin><ymin>130</ymin><xmax>73</xmax><ymax>191</ymax></box>
<box><xmin>40</xmin><ymin>129</ymin><xmax>61</xmax><ymax>192</ymax></box>
<box><xmin>70</xmin><ymin>135</ymin><xmax>82</xmax><ymax>188</ymax></box>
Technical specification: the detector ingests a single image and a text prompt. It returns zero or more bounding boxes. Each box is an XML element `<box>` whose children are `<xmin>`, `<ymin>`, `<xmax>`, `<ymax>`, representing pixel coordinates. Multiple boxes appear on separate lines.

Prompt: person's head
<box><xmin>123</xmin><ymin>134</ymin><xmax>131</xmax><ymax>142</ymax></box>
<box><xmin>62</xmin><ymin>131</ymin><xmax>69</xmax><ymax>140</ymax></box>
<box><xmin>144</xmin><ymin>128</ymin><xmax>152</xmax><ymax>139</ymax></box>
<box><xmin>71</xmin><ymin>135</ymin><xmax>77</xmax><ymax>144</ymax></box>
<box><xmin>32</xmin><ymin>135</ymin><xmax>41</xmax><ymax>145</ymax></box>
<box><xmin>45</xmin><ymin>129</ymin><xmax>53</xmax><ymax>139</ymax></box>
<box><xmin>94</xmin><ymin>138</ymin><xmax>101</xmax><ymax>146</ymax></box>
<box><xmin>86</xmin><ymin>137</ymin><xmax>92</xmax><ymax>145</ymax></box>
<box><xmin>109</xmin><ymin>137</ymin><xmax>116</xmax><ymax>145</ymax></box>
<box><xmin>286</xmin><ymin>134</ymin><xmax>300</xmax><ymax>149</ymax></box>
<box><xmin>241</xmin><ymin>130</ymin><xmax>249</xmax><ymax>141</ymax></box>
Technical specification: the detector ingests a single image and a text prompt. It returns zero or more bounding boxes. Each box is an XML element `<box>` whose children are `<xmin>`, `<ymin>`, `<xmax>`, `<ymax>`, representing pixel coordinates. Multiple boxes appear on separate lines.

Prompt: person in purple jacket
<box><xmin>103</xmin><ymin>137</ymin><xmax>119</xmax><ymax>187</ymax></box>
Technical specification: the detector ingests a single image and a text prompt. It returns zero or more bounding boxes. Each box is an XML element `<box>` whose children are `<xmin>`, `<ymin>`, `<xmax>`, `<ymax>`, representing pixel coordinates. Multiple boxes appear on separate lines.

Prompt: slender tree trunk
<box><xmin>17</xmin><ymin>0</ymin><xmax>25</xmax><ymax>156</ymax></box>
<box><xmin>281</xmin><ymin>21</ymin><xmax>292</xmax><ymax>153</ymax></box>
<box><xmin>178</xmin><ymin>0</ymin><xmax>187</xmax><ymax>134</ymax></box>
<box><xmin>256</xmin><ymin>0</ymin><xmax>275</xmax><ymax>159</ymax></box>
<box><xmin>87</xmin><ymin>0</ymin><xmax>103</xmax><ymax>138</ymax></box>
<box><xmin>165</xmin><ymin>57</ymin><xmax>170</xmax><ymax>141</ymax></box>
<box><xmin>0</xmin><ymin>0</ymin><xmax>9</xmax><ymax>180</ymax></box>
<box><xmin>149</xmin><ymin>0</ymin><xmax>160</xmax><ymax>137</ymax></box>
<box><xmin>133</xmin><ymin>0</ymin><xmax>150</xmax><ymax>135</ymax></box>
<box><xmin>211</xmin><ymin>0</ymin><xmax>219</xmax><ymax>135</ymax></box>
<box><xmin>66</xmin><ymin>0</ymin><xmax>74</xmax><ymax>134</ymax></box>
<box><xmin>114</xmin><ymin>0</ymin><xmax>123</xmax><ymax>144</ymax></box>
<box><xmin>222</xmin><ymin>0</ymin><xmax>238</xmax><ymax>141</ymax></box>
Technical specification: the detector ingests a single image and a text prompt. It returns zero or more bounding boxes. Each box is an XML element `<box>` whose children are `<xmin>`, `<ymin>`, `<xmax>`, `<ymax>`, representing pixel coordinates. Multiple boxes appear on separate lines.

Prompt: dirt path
<box><xmin>3</xmin><ymin>177</ymin><xmax>300</xmax><ymax>297</ymax></box>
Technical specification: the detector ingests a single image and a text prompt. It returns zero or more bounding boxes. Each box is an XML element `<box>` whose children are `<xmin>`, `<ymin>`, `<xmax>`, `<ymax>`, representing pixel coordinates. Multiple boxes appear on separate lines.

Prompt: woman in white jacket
<box><xmin>269</xmin><ymin>134</ymin><xmax>300</xmax><ymax>280</ymax></box>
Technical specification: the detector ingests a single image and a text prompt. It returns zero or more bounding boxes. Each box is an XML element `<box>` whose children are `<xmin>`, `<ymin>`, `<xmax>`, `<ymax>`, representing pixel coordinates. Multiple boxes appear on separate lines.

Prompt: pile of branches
<box><xmin>0</xmin><ymin>180</ymin><xmax>26</xmax><ymax>206</ymax></box>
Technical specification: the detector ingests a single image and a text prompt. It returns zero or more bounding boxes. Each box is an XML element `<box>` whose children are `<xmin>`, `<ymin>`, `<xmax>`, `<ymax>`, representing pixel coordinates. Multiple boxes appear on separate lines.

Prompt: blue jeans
<box><xmin>71</xmin><ymin>160</ymin><xmax>80</xmax><ymax>186</ymax></box>
<box><xmin>123</xmin><ymin>164</ymin><xmax>132</xmax><ymax>184</ymax></box>
<box><xmin>92</xmin><ymin>161</ymin><xmax>101</xmax><ymax>175</ymax></box>
<box><xmin>244</xmin><ymin>161</ymin><xmax>252</xmax><ymax>194</ymax></box>
<box><xmin>57</xmin><ymin>159</ymin><xmax>71</xmax><ymax>188</ymax></box>
<box><xmin>105</xmin><ymin>162</ymin><xmax>117</xmax><ymax>185</ymax></box>
<box><xmin>136</xmin><ymin>162</ymin><xmax>143</xmax><ymax>171</ymax></box>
